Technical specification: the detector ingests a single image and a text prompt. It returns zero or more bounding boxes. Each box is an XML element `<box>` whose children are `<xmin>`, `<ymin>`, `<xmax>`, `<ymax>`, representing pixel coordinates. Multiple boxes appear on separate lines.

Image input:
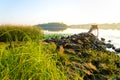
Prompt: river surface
<box><xmin>44</xmin><ymin>28</ymin><xmax>120</xmax><ymax>49</ymax></box>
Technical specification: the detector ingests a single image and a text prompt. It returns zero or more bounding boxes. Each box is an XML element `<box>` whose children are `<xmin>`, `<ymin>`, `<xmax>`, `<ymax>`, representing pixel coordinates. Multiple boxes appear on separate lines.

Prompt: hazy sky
<box><xmin>0</xmin><ymin>0</ymin><xmax>120</xmax><ymax>25</ymax></box>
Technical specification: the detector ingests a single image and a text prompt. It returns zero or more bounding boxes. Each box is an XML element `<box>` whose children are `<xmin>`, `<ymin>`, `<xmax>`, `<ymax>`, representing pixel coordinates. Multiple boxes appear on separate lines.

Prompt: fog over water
<box><xmin>44</xmin><ymin>28</ymin><xmax>120</xmax><ymax>48</ymax></box>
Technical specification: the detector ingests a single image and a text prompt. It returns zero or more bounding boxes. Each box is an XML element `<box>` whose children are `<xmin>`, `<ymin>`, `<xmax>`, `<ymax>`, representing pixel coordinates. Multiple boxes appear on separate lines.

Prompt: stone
<box><xmin>65</xmin><ymin>49</ymin><xmax>76</xmax><ymax>54</ymax></box>
<box><xmin>77</xmin><ymin>40</ymin><xmax>83</xmax><ymax>44</ymax></box>
<box><xmin>105</xmin><ymin>43</ymin><xmax>114</xmax><ymax>48</ymax></box>
<box><xmin>101</xmin><ymin>38</ymin><xmax>105</xmax><ymax>42</ymax></box>
<box><xmin>43</xmin><ymin>29</ymin><xmax>120</xmax><ymax>80</ymax></box>
<box><xmin>64</xmin><ymin>43</ymin><xmax>82</xmax><ymax>50</ymax></box>
<box><xmin>114</xmin><ymin>48</ymin><xmax>120</xmax><ymax>53</ymax></box>
<box><xmin>71</xmin><ymin>37</ymin><xmax>76</xmax><ymax>41</ymax></box>
<box><xmin>112</xmin><ymin>46</ymin><xmax>115</xmax><ymax>49</ymax></box>
<box><xmin>44</xmin><ymin>32</ymin><xmax>114</xmax><ymax>54</ymax></box>
<box><xmin>81</xmin><ymin>52</ymin><xmax>92</xmax><ymax>58</ymax></box>
<box><xmin>108</xmin><ymin>40</ymin><xmax>112</xmax><ymax>42</ymax></box>
<box><xmin>58</xmin><ymin>45</ymin><xmax>64</xmax><ymax>54</ymax></box>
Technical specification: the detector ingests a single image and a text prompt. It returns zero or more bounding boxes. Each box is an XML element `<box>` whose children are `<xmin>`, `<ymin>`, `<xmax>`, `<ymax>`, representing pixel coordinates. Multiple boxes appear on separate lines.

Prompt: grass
<box><xmin>0</xmin><ymin>25</ymin><xmax>43</xmax><ymax>42</ymax></box>
<box><xmin>57</xmin><ymin>48</ymin><xmax>120</xmax><ymax>80</ymax></box>
<box><xmin>0</xmin><ymin>25</ymin><xmax>120</xmax><ymax>80</ymax></box>
<box><xmin>0</xmin><ymin>41</ymin><xmax>67</xmax><ymax>80</ymax></box>
<box><xmin>42</xmin><ymin>34</ymin><xmax>70</xmax><ymax>40</ymax></box>
<box><xmin>0</xmin><ymin>25</ymin><xmax>67</xmax><ymax>80</ymax></box>
<box><xmin>2</xmin><ymin>41</ymin><xmax>120</xmax><ymax>80</ymax></box>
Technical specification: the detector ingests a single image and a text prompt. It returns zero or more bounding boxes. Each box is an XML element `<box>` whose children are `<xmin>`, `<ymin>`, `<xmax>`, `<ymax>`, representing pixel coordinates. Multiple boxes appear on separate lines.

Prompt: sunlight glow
<box><xmin>0</xmin><ymin>0</ymin><xmax>120</xmax><ymax>25</ymax></box>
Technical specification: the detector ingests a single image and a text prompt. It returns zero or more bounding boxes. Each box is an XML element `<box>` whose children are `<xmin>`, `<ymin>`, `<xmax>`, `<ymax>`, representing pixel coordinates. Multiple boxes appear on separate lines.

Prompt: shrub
<box><xmin>0</xmin><ymin>25</ymin><xmax>43</xmax><ymax>42</ymax></box>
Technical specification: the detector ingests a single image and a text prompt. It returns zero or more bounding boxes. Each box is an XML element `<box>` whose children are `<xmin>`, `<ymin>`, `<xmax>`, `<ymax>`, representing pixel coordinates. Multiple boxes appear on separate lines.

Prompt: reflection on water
<box><xmin>44</xmin><ymin>28</ymin><xmax>120</xmax><ymax>48</ymax></box>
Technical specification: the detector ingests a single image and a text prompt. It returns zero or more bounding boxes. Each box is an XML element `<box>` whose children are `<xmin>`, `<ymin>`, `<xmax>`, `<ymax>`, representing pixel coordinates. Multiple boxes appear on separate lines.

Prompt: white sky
<box><xmin>0</xmin><ymin>0</ymin><xmax>120</xmax><ymax>25</ymax></box>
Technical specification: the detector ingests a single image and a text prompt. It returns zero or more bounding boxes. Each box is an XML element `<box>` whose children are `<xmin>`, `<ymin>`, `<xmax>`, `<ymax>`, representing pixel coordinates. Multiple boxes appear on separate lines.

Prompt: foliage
<box><xmin>42</xmin><ymin>34</ymin><xmax>69</xmax><ymax>40</ymax></box>
<box><xmin>0</xmin><ymin>41</ymin><xmax>67</xmax><ymax>80</ymax></box>
<box><xmin>36</xmin><ymin>22</ymin><xmax>68</xmax><ymax>31</ymax></box>
<box><xmin>0</xmin><ymin>25</ymin><xmax>43</xmax><ymax>42</ymax></box>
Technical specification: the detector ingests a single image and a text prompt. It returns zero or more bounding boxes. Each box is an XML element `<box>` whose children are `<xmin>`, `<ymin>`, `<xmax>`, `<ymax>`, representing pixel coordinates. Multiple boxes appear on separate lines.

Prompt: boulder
<box><xmin>65</xmin><ymin>49</ymin><xmax>76</xmax><ymax>54</ymax></box>
<box><xmin>44</xmin><ymin>32</ymin><xmax>111</xmax><ymax>54</ymax></box>
<box><xmin>105</xmin><ymin>43</ymin><xmax>114</xmax><ymax>48</ymax></box>
<box><xmin>101</xmin><ymin>38</ymin><xmax>105</xmax><ymax>42</ymax></box>
<box><xmin>114</xmin><ymin>48</ymin><xmax>120</xmax><ymax>53</ymax></box>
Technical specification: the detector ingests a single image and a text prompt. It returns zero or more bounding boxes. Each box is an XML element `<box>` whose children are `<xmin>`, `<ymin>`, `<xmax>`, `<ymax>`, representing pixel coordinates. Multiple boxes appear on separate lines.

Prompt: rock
<box><xmin>108</xmin><ymin>40</ymin><xmax>112</xmax><ymax>42</ymax></box>
<box><xmin>58</xmin><ymin>45</ymin><xmax>64</xmax><ymax>54</ymax></box>
<box><xmin>44</xmin><ymin>32</ymin><xmax>113</xmax><ymax>54</ymax></box>
<box><xmin>64</xmin><ymin>43</ymin><xmax>82</xmax><ymax>50</ymax></box>
<box><xmin>114</xmin><ymin>48</ymin><xmax>120</xmax><ymax>53</ymax></box>
<box><xmin>96</xmin><ymin>45</ymin><xmax>106</xmax><ymax>50</ymax></box>
<box><xmin>65</xmin><ymin>49</ymin><xmax>76</xmax><ymax>54</ymax></box>
<box><xmin>96</xmin><ymin>40</ymin><xmax>105</xmax><ymax>45</ymax></box>
<box><xmin>80</xmin><ymin>52</ymin><xmax>92</xmax><ymax>58</ymax></box>
<box><xmin>105</xmin><ymin>43</ymin><xmax>114</xmax><ymax>48</ymax></box>
<box><xmin>43</xmin><ymin>30</ymin><xmax>120</xmax><ymax>80</ymax></box>
<box><xmin>71</xmin><ymin>37</ymin><xmax>76</xmax><ymax>41</ymax></box>
<box><xmin>99</xmin><ymin>63</ymin><xmax>108</xmax><ymax>69</ymax></box>
<box><xmin>61</xmin><ymin>36</ymin><xmax>66</xmax><ymax>40</ymax></box>
<box><xmin>101</xmin><ymin>38</ymin><xmax>105</xmax><ymax>42</ymax></box>
<box><xmin>77</xmin><ymin>40</ymin><xmax>83</xmax><ymax>44</ymax></box>
<box><xmin>115</xmin><ymin>61</ymin><xmax>120</xmax><ymax>68</ymax></box>
<box><xmin>112</xmin><ymin>46</ymin><xmax>116</xmax><ymax>49</ymax></box>
<box><xmin>55</xmin><ymin>37</ymin><xmax>61</xmax><ymax>43</ymax></box>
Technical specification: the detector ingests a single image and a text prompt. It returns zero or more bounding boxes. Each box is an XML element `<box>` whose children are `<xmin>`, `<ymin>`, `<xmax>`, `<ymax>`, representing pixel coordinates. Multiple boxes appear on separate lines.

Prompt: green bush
<box><xmin>0</xmin><ymin>25</ymin><xmax>43</xmax><ymax>42</ymax></box>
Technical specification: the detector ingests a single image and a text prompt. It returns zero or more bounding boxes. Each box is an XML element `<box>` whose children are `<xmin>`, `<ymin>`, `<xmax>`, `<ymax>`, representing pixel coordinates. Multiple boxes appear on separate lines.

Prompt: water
<box><xmin>44</xmin><ymin>28</ymin><xmax>120</xmax><ymax>49</ymax></box>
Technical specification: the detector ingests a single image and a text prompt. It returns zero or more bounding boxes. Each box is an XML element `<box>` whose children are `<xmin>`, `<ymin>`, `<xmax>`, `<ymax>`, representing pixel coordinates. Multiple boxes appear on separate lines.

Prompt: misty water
<box><xmin>44</xmin><ymin>28</ymin><xmax>120</xmax><ymax>53</ymax></box>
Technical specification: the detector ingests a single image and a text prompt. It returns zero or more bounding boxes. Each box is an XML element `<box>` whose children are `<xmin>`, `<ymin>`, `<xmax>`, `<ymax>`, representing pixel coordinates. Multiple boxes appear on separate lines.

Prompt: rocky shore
<box><xmin>44</xmin><ymin>32</ymin><xmax>120</xmax><ymax>80</ymax></box>
<box><xmin>44</xmin><ymin>32</ymin><xmax>120</xmax><ymax>54</ymax></box>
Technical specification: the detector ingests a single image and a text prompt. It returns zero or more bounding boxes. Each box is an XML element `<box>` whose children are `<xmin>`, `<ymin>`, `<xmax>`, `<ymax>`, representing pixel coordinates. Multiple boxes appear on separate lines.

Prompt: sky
<box><xmin>0</xmin><ymin>0</ymin><xmax>120</xmax><ymax>25</ymax></box>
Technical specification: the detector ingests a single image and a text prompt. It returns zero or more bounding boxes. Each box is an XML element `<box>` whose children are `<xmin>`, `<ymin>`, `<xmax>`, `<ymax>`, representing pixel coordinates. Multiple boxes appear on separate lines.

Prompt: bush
<box><xmin>0</xmin><ymin>25</ymin><xmax>43</xmax><ymax>42</ymax></box>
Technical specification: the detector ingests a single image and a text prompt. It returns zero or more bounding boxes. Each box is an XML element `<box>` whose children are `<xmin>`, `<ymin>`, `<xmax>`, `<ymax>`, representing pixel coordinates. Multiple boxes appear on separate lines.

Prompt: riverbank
<box><xmin>44</xmin><ymin>28</ymin><xmax>120</xmax><ymax>49</ymax></box>
<box><xmin>0</xmin><ymin>36</ymin><xmax>120</xmax><ymax>80</ymax></box>
<box><xmin>43</xmin><ymin>32</ymin><xmax>120</xmax><ymax>80</ymax></box>
<box><xmin>0</xmin><ymin>25</ymin><xmax>120</xmax><ymax>80</ymax></box>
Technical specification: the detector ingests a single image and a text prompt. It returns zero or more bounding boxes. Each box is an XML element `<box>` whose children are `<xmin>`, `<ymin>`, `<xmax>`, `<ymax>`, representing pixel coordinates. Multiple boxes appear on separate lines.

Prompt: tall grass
<box><xmin>0</xmin><ymin>25</ymin><xmax>43</xmax><ymax>42</ymax></box>
<box><xmin>0</xmin><ymin>41</ymin><xmax>67</xmax><ymax>80</ymax></box>
<box><xmin>0</xmin><ymin>25</ymin><xmax>68</xmax><ymax>80</ymax></box>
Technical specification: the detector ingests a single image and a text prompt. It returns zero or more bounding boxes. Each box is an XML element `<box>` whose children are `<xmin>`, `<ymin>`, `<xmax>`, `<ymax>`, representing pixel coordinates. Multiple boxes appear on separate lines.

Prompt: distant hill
<box><xmin>36</xmin><ymin>22</ymin><xmax>120</xmax><ymax>31</ymax></box>
<box><xmin>70</xmin><ymin>23</ymin><xmax>120</xmax><ymax>29</ymax></box>
<box><xmin>36</xmin><ymin>22</ymin><xmax>68</xmax><ymax>31</ymax></box>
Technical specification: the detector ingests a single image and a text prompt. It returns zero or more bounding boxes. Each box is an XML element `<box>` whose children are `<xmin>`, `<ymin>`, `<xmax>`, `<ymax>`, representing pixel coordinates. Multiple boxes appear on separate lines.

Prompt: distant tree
<box><xmin>36</xmin><ymin>22</ymin><xmax>68</xmax><ymax>31</ymax></box>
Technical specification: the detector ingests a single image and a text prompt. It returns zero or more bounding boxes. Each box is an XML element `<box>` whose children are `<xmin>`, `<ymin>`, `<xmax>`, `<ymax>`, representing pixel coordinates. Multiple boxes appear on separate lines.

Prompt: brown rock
<box><xmin>64</xmin><ymin>43</ymin><xmax>82</xmax><ymax>50</ymax></box>
<box><xmin>44</xmin><ymin>32</ymin><xmax>110</xmax><ymax>54</ymax></box>
<box><xmin>58</xmin><ymin>45</ymin><xmax>64</xmax><ymax>54</ymax></box>
<box><xmin>65</xmin><ymin>49</ymin><xmax>76</xmax><ymax>54</ymax></box>
<box><xmin>71</xmin><ymin>37</ymin><xmax>76</xmax><ymax>41</ymax></box>
<box><xmin>77</xmin><ymin>40</ymin><xmax>83</xmax><ymax>44</ymax></box>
